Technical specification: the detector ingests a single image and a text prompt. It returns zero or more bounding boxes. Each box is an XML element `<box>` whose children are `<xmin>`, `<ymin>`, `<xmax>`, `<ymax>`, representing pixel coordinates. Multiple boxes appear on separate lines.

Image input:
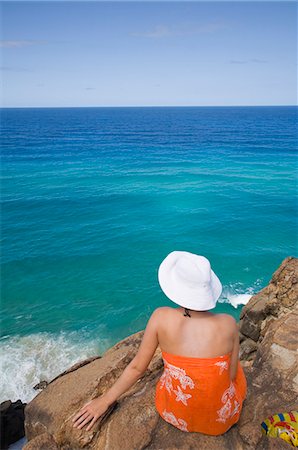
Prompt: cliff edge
<box><xmin>23</xmin><ymin>257</ymin><xmax>298</xmax><ymax>450</ymax></box>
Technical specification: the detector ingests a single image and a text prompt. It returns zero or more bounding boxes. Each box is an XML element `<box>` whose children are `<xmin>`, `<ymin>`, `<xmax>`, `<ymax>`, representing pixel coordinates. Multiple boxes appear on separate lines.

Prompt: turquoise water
<box><xmin>1</xmin><ymin>106</ymin><xmax>297</xmax><ymax>402</ymax></box>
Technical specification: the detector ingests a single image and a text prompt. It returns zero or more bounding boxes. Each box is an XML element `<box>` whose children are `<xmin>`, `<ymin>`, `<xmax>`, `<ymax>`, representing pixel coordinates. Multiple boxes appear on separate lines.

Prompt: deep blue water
<box><xmin>0</xmin><ymin>106</ymin><xmax>297</xmax><ymax>402</ymax></box>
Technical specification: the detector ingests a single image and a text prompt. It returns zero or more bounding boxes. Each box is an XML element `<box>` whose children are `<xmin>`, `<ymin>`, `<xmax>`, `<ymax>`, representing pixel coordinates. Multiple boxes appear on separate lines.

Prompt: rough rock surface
<box><xmin>0</xmin><ymin>399</ymin><xmax>27</xmax><ymax>449</ymax></box>
<box><xmin>24</xmin><ymin>257</ymin><xmax>298</xmax><ymax>450</ymax></box>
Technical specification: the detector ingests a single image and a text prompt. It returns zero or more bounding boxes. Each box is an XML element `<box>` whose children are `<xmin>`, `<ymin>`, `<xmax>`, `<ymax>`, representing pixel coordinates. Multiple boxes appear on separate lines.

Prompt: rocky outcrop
<box><xmin>24</xmin><ymin>257</ymin><xmax>298</xmax><ymax>450</ymax></box>
<box><xmin>237</xmin><ymin>256</ymin><xmax>298</xmax><ymax>449</ymax></box>
<box><xmin>239</xmin><ymin>256</ymin><xmax>298</xmax><ymax>361</ymax></box>
<box><xmin>0</xmin><ymin>400</ymin><xmax>27</xmax><ymax>449</ymax></box>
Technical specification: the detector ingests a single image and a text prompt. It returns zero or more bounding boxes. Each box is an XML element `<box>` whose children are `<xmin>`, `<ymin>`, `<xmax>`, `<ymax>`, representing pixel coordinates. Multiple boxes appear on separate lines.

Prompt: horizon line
<box><xmin>1</xmin><ymin>104</ymin><xmax>297</xmax><ymax>109</ymax></box>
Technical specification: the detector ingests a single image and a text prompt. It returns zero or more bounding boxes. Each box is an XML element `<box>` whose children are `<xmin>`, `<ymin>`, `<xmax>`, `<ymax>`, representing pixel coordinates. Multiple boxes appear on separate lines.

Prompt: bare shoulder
<box><xmin>217</xmin><ymin>313</ymin><xmax>236</xmax><ymax>322</ymax></box>
<box><xmin>151</xmin><ymin>306</ymin><xmax>173</xmax><ymax>317</ymax></box>
<box><xmin>149</xmin><ymin>306</ymin><xmax>174</xmax><ymax>322</ymax></box>
<box><xmin>150</xmin><ymin>306</ymin><xmax>167</xmax><ymax>320</ymax></box>
<box><xmin>216</xmin><ymin>313</ymin><xmax>238</xmax><ymax>331</ymax></box>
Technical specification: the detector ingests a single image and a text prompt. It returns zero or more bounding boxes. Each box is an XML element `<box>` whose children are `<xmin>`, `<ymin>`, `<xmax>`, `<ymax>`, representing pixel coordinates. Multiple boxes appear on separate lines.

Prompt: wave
<box><xmin>224</xmin><ymin>293</ymin><xmax>252</xmax><ymax>309</ymax></box>
<box><xmin>0</xmin><ymin>330</ymin><xmax>112</xmax><ymax>404</ymax></box>
<box><xmin>219</xmin><ymin>280</ymin><xmax>263</xmax><ymax>309</ymax></box>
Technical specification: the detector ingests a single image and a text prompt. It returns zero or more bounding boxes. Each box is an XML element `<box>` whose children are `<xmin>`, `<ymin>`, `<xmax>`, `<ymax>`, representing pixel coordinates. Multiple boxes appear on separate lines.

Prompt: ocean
<box><xmin>1</xmin><ymin>106</ymin><xmax>297</xmax><ymax>404</ymax></box>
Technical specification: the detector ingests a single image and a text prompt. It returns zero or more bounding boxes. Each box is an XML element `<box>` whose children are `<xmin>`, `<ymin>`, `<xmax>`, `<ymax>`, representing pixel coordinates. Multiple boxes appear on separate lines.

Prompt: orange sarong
<box><xmin>155</xmin><ymin>350</ymin><xmax>247</xmax><ymax>435</ymax></box>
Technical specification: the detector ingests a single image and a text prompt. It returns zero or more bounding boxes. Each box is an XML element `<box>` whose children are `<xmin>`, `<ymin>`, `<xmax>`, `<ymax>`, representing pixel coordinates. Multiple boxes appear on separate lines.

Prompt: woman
<box><xmin>72</xmin><ymin>251</ymin><xmax>247</xmax><ymax>435</ymax></box>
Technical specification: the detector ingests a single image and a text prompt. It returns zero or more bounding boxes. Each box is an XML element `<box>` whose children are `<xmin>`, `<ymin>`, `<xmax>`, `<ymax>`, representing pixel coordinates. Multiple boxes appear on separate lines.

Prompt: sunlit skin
<box><xmin>72</xmin><ymin>306</ymin><xmax>239</xmax><ymax>431</ymax></box>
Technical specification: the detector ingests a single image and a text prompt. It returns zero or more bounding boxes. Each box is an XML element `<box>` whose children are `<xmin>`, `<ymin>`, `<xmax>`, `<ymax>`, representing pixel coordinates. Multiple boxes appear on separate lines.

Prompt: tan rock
<box><xmin>239</xmin><ymin>256</ymin><xmax>298</xmax><ymax>349</ymax></box>
<box><xmin>239</xmin><ymin>337</ymin><xmax>258</xmax><ymax>361</ymax></box>
<box><xmin>24</xmin><ymin>257</ymin><xmax>298</xmax><ymax>449</ymax></box>
<box><xmin>23</xmin><ymin>432</ymin><xmax>59</xmax><ymax>450</ymax></box>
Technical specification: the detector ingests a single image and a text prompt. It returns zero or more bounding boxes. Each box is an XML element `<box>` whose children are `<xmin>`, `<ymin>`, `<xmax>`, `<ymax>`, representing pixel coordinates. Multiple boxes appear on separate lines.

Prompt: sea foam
<box><xmin>218</xmin><ymin>281</ymin><xmax>262</xmax><ymax>309</ymax></box>
<box><xmin>0</xmin><ymin>331</ymin><xmax>111</xmax><ymax>403</ymax></box>
<box><xmin>225</xmin><ymin>293</ymin><xmax>252</xmax><ymax>309</ymax></box>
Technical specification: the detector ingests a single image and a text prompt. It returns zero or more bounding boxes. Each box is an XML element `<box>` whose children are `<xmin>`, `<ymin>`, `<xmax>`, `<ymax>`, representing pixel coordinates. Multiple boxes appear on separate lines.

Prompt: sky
<box><xmin>0</xmin><ymin>1</ymin><xmax>297</xmax><ymax>107</ymax></box>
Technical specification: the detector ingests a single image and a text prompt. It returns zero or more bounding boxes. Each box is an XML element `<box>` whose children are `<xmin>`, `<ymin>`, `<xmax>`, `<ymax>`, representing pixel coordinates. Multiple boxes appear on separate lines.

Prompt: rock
<box><xmin>33</xmin><ymin>381</ymin><xmax>49</xmax><ymax>391</ymax></box>
<box><xmin>24</xmin><ymin>257</ymin><xmax>298</xmax><ymax>449</ymax></box>
<box><xmin>239</xmin><ymin>306</ymin><xmax>298</xmax><ymax>449</ymax></box>
<box><xmin>32</xmin><ymin>357</ymin><xmax>102</xmax><ymax>393</ymax></box>
<box><xmin>239</xmin><ymin>337</ymin><xmax>258</xmax><ymax>361</ymax></box>
<box><xmin>0</xmin><ymin>399</ymin><xmax>27</xmax><ymax>449</ymax></box>
<box><xmin>23</xmin><ymin>432</ymin><xmax>59</xmax><ymax>450</ymax></box>
<box><xmin>239</xmin><ymin>256</ymin><xmax>298</xmax><ymax>350</ymax></box>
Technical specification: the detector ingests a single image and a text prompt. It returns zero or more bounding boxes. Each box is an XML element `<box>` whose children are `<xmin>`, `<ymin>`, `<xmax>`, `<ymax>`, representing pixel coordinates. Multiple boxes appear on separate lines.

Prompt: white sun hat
<box><xmin>158</xmin><ymin>251</ymin><xmax>222</xmax><ymax>311</ymax></box>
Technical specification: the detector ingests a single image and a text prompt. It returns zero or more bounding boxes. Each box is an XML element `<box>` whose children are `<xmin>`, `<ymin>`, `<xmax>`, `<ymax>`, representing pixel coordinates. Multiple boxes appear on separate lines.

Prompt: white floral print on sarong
<box><xmin>214</xmin><ymin>360</ymin><xmax>228</xmax><ymax>375</ymax></box>
<box><xmin>230</xmin><ymin>399</ymin><xmax>240</xmax><ymax>418</ymax></box>
<box><xmin>221</xmin><ymin>381</ymin><xmax>236</xmax><ymax>403</ymax></box>
<box><xmin>173</xmin><ymin>385</ymin><xmax>192</xmax><ymax>406</ymax></box>
<box><xmin>159</xmin><ymin>359</ymin><xmax>195</xmax><ymax>394</ymax></box>
<box><xmin>216</xmin><ymin>381</ymin><xmax>240</xmax><ymax>423</ymax></box>
<box><xmin>162</xmin><ymin>409</ymin><xmax>189</xmax><ymax>432</ymax></box>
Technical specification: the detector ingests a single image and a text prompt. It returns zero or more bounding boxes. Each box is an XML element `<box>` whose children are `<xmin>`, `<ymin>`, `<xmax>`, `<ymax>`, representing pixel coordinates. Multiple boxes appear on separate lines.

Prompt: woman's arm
<box><xmin>72</xmin><ymin>308</ymin><xmax>161</xmax><ymax>431</ymax></box>
<box><xmin>100</xmin><ymin>308</ymin><xmax>160</xmax><ymax>405</ymax></box>
<box><xmin>229</xmin><ymin>319</ymin><xmax>240</xmax><ymax>382</ymax></box>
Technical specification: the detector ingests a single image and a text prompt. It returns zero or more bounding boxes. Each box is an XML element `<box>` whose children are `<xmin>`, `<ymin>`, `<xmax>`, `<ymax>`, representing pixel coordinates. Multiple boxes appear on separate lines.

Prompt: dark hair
<box><xmin>183</xmin><ymin>308</ymin><xmax>191</xmax><ymax>317</ymax></box>
<box><xmin>183</xmin><ymin>307</ymin><xmax>210</xmax><ymax>316</ymax></box>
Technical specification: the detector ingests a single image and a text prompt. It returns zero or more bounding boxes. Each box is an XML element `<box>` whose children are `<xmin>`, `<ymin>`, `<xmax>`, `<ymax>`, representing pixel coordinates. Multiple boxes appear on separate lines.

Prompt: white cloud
<box><xmin>131</xmin><ymin>22</ymin><xmax>227</xmax><ymax>39</ymax></box>
<box><xmin>251</xmin><ymin>58</ymin><xmax>268</xmax><ymax>64</ymax></box>
<box><xmin>229</xmin><ymin>60</ymin><xmax>247</xmax><ymax>65</ymax></box>
<box><xmin>131</xmin><ymin>25</ymin><xmax>171</xmax><ymax>39</ymax></box>
<box><xmin>0</xmin><ymin>40</ymin><xmax>46</xmax><ymax>48</ymax></box>
<box><xmin>0</xmin><ymin>66</ymin><xmax>32</xmax><ymax>72</ymax></box>
<box><xmin>229</xmin><ymin>58</ymin><xmax>268</xmax><ymax>64</ymax></box>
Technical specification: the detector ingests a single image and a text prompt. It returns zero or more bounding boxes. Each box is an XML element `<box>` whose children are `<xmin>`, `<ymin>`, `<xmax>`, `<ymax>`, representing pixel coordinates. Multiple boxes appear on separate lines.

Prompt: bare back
<box><xmin>156</xmin><ymin>307</ymin><xmax>239</xmax><ymax>380</ymax></box>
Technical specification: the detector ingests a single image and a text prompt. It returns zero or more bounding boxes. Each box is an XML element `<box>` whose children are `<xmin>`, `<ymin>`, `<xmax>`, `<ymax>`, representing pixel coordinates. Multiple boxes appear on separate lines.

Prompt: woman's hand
<box><xmin>72</xmin><ymin>396</ymin><xmax>110</xmax><ymax>431</ymax></box>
